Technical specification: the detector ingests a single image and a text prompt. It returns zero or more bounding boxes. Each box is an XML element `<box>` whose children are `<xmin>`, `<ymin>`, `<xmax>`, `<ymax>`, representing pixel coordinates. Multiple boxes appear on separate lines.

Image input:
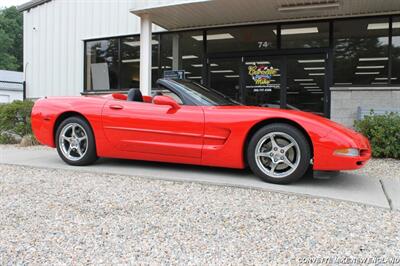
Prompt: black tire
<box><xmin>55</xmin><ymin>116</ymin><xmax>98</xmax><ymax>166</ymax></box>
<box><xmin>247</xmin><ymin>123</ymin><xmax>311</xmax><ymax>184</ymax></box>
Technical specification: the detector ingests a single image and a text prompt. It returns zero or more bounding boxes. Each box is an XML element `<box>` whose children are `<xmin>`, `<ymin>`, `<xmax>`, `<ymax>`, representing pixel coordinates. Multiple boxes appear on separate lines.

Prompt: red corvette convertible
<box><xmin>31</xmin><ymin>79</ymin><xmax>371</xmax><ymax>184</ymax></box>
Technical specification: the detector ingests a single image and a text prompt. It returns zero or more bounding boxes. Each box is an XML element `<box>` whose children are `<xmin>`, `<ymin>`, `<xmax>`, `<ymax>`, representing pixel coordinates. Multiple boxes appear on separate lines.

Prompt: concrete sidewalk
<box><xmin>0</xmin><ymin>146</ymin><xmax>398</xmax><ymax>210</ymax></box>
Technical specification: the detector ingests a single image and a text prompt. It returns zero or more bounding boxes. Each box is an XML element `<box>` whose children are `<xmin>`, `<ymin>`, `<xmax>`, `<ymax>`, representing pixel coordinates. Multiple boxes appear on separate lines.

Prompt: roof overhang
<box><xmin>131</xmin><ymin>0</ymin><xmax>400</xmax><ymax>31</ymax></box>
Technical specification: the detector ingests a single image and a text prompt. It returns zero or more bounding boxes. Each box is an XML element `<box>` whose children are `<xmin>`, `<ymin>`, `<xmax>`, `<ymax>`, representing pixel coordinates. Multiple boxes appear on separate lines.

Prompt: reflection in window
<box><xmin>207</xmin><ymin>25</ymin><xmax>277</xmax><ymax>53</ymax></box>
<box><xmin>120</xmin><ymin>36</ymin><xmax>140</xmax><ymax>89</ymax></box>
<box><xmin>120</xmin><ymin>36</ymin><xmax>159</xmax><ymax>89</ymax></box>
<box><xmin>209</xmin><ymin>58</ymin><xmax>241</xmax><ymax>102</ymax></box>
<box><xmin>85</xmin><ymin>39</ymin><xmax>119</xmax><ymax>91</ymax></box>
<box><xmin>392</xmin><ymin>17</ymin><xmax>400</xmax><ymax>84</ymax></box>
<box><xmin>160</xmin><ymin>31</ymin><xmax>203</xmax><ymax>83</ymax></box>
<box><xmin>281</xmin><ymin>22</ymin><xmax>329</xmax><ymax>49</ymax></box>
<box><xmin>287</xmin><ymin>55</ymin><xmax>325</xmax><ymax>115</ymax></box>
<box><xmin>334</xmin><ymin>18</ymin><xmax>389</xmax><ymax>85</ymax></box>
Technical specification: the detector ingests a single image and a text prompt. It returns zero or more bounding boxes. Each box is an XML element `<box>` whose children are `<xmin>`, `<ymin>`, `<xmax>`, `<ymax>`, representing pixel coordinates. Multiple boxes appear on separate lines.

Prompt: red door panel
<box><xmin>102</xmin><ymin>100</ymin><xmax>204</xmax><ymax>158</ymax></box>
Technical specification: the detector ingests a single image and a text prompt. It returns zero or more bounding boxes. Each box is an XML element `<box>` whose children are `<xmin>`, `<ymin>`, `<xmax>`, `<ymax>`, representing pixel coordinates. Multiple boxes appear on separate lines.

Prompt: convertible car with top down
<box><xmin>31</xmin><ymin>79</ymin><xmax>371</xmax><ymax>184</ymax></box>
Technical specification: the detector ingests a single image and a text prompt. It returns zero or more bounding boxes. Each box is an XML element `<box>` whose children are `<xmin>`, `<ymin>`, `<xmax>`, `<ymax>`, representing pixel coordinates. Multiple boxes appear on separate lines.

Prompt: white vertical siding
<box><xmin>23</xmin><ymin>0</ymin><xmax>175</xmax><ymax>98</ymax></box>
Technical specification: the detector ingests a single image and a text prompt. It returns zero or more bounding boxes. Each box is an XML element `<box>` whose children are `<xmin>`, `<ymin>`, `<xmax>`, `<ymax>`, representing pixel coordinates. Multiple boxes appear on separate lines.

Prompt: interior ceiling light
<box><xmin>309</xmin><ymin>73</ymin><xmax>325</xmax><ymax>76</ymax></box>
<box><xmin>298</xmin><ymin>59</ymin><xmax>325</xmax><ymax>63</ymax></box>
<box><xmin>124</xmin><ymin>40</ymin><xmax>158</xmax><ymax>47</ymax></box>
<box><xmin>367</xmin><ymin>22</ymin><xmax>400</xmax><ymax>30</ymax></box>
<box><xmin>191</xmin><ymin>63</ymin><xmax>218</xmax><ymax>67</ymax></box>
<box><xmin>300</xmin><ymin>83</ymin><xmax>317</xmax><ymax>86</ymax></box>
<box><xmin>225</xmin><ymin>75</ymin><xmax>240</xmax><ymax>78</ymax></box>
<box><xmin>187</xmin><ymin>76</ymin><xmax>202</xmax><ymax>79</ymax></box>
<box><xmin>192</xmin><ymin>33</ymin><xmax>234</xmax><ymax>41</ymax></box>
<box><xmin>304</xmin><ymin>86</ymin><xmax>320</xmax><ymax>89</ymax></box>
<box><xmin>273</xmin><ymin>27</ymin><xmax>318</xmax><ymax>35</ymax></box>
<box><xmin>167</xmin><ymin>55</ymin><xmax>198</xmax><ymax>60</ymax></box>
<box><xmin>245</xmin><ymin>61</ymin><xmax>271</xmax><ymax>65</ymax></box>
<box><xmin>294</xmin><ymin>78</ymin><xmax>313</xmax><ymax>82</ymax></box>
<box><xmin>375</xmin><ymin>77</ymin><xmax>397</xmax><ymax>80</ymax></box>
<box><xmin>152</xmin><ymin>66</ymin><xmax>172</xmax><ymax>70</ymax></box>
<box><xmin>278</xmin><ymin>1</ymin><xmax>340</xmax><ymax>12</ymax></box>
<box><xmin>359</xmin><ymin>57</ymin><xmax>388</xmax><ymax>61</ymax></box>
<box><xmin>334</xmin><ymin>82</ymin><xmax>352</xmax><ymax>85</ymax></box>
<box><xmin>304</xmin><ymin>67</ymin><xmax>325</xmax><ymax>70</ymax></box>
<box><xmin>371</xmin><ymin>82</ymin><xmax>388</xmax><ymax>85</ymax></box>
<box><xmin>211</xmin><ymin>70</ymin><xmax>234</xmax><ymax>73</ymax></box>
<box><xmin>122</xmin><ymin>59</ymin><xmax>140</xmax><ymax>63</ymax></box>
<box><xmin>355</xmin><ymin>72</ymin><xmax>380</xmax><ymax>75</ymax></box>
<box><xmin>357</xmin><ymin>65</ymin><xmax>385</xmax><ymax>69</ymax></box>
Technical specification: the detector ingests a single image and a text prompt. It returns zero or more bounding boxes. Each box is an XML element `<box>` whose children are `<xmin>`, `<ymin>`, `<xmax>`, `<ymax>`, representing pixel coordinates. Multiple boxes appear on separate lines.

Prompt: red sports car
<box><xmin>31</xmin><ymin>79</ymin><xmax>371</xmax><ymax>184</ymax></box>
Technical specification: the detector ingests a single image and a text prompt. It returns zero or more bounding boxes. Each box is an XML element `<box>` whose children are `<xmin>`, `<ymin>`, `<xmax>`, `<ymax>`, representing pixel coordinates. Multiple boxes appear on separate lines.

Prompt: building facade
<box><xmin>0</xmin><ymin>70</ymin><xmax>24</xmax><ymax>103</ymax></box>
<box><xmin>19</xmin><ymin>0</ymin><xmax>400</xmax><ymax>126</ymax></box>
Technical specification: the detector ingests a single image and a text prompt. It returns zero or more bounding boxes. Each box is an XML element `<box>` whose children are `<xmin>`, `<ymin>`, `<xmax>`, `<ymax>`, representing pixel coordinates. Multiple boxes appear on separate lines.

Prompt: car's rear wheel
<box><xmin>56</xmin><ymin>116</ymin><xmax>97</xmax><ymax>166</ymax></box>
<box><xmin>247</xmin><ymin>123</ymin><xmax>311</xmax><ymax>184</ymax></box>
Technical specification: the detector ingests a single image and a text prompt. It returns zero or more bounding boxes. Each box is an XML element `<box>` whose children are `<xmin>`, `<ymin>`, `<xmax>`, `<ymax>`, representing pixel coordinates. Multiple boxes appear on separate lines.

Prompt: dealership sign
<box><xmin>246</xmin><ymin>64</ymin><xmax>279</xmax><ymax>92</ymax></box>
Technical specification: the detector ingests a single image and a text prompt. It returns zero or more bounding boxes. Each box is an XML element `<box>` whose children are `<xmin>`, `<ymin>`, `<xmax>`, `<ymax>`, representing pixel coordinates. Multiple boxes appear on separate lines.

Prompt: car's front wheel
<box><xmin>56</xmin><ymin>116</ymin><xmax>98</xmax><ymax>166</ymax></box>
<box><xmin>247</xmin><ymin>123</ymin><xmax>311</xmax><ymax>184</ymax></box>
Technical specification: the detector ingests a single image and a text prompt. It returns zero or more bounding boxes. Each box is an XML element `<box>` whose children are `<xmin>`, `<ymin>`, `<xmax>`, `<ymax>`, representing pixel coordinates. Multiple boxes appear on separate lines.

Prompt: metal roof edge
<box><xmin>17</xmin><ymin>0</ymin><xmax>52</xmax><ymax>12</ymax></box>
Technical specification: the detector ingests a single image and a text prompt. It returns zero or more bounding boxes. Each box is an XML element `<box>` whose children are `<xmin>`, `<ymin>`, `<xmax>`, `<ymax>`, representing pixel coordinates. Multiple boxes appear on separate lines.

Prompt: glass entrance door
<box><xmin>286</xmin><ymin>54</ymin><xmax>327</xmax><ymax>116</ymax></box>
<box><xmin>207</xmin><ymin>53</ymin><xmax>328</xmax><ymax>116</ymax></box>
<box><xmin>243</xmin><ymin>56</ymin><xmax>282</xmax><ymax>107</ymax></box>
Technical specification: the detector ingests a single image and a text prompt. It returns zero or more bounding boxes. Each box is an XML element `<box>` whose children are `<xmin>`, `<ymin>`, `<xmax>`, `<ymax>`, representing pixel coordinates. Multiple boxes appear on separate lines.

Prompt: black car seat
<box><xmin>127</xmin><ymin>88</ymin><xmax>143</xmax><ymax>102</ymax></box>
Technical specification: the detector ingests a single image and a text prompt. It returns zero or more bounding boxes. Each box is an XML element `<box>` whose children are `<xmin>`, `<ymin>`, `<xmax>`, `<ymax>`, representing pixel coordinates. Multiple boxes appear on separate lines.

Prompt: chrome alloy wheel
<box><xmin>58</xmin><ymin>123</ymin><xmax>88</xmax><ymax>161</ymax></box>
<box><xmin>254</xmin><ymin>132</ymin><xmax>301</xmax><ymax>179</ymax></box>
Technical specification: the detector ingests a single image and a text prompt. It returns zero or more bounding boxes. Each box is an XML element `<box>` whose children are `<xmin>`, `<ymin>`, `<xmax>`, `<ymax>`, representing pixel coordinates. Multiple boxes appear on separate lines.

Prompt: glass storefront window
<box><xmin>244</xmin><ymin>57</ymin><xmax>281</xmax><ymax>107</ymax></box>
<box><xmin>391</xmin><ymin>17</ymin><xmax>400</xmax><ymax>84</ymax></box>
<box><xmin>85</xmin><ymin>38</ymin><xmax>119</xmax><ymax>91</ymax></box>
<box><xmin>334</xmin><ymin>18</ymin><xmax>389</xmax><ymax>86</ymax></box>
<box><xmin>120</xmin><ymin>36</ymin><xmax>140</xmax><ymax>89</ymax></box>
<box><xmin>207</xmin><ymin>25</ymin><xmax>277</xmax><ymax>53</ymax></box>
<box><xmin>120</xmin><ymin>35</ymin><xmax>159</xmax><ymax>89</ymax></box>
<box><xmin>281</xmin><ymin>22</ymin><xmax>329</xmax><ymax>49</ymax></box>
<box><xmin>160</xmin><ymin>31</ymin><xmax>204</xmax><ymax>83</ymax></box>
<box><xmin>209</xmin><ymin>58</ymin><xmax>242</xmax><ymax>102</ymax></box>
<box><xmin>287</xmin><ymin>54</ymin><xmax>326</xmax><ymax>115</ymax></box>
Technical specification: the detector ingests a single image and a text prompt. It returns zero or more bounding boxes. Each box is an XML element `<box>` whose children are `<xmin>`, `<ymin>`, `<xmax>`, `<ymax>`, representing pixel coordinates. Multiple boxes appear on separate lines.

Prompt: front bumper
<box><xmin>313</xmin><ymin>133</ymin><xmax>371</xmax><ymax>171</ymax></box>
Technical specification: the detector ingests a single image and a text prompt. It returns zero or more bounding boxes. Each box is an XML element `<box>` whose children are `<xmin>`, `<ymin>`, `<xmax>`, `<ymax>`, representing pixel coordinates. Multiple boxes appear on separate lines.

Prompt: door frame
<box><xmin>206</xmin><ymin>48</ymin><xmax>333</xmax><ymax>117</ymax></box>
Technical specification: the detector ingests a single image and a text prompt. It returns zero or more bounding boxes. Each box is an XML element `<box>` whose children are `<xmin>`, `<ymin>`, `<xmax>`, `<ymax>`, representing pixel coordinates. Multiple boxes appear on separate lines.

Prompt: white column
<box><xmin>172</xmin><ymin>34</ymin><xmax>180</xmax><ymax>70</ymax></box>
<box><xmin>139</xmin><ymin>13</ymin><xmax>152</xmax><ymax>96</ymax></box>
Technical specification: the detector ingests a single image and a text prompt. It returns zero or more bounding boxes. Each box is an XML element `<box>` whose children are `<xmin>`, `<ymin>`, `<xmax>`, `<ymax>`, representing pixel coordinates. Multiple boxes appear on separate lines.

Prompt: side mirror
<box><xmin>153</xmin><ymin>95</ymin><xmax>180</xmax><ymax>109</ymax></box>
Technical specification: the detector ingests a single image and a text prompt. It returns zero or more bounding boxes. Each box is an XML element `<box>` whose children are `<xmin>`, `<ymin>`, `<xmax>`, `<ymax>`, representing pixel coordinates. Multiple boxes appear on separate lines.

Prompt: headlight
<box><xmin>334</xmin><ymin>148</ymin><xmax>360</xmax><ymax>157</ymax></box>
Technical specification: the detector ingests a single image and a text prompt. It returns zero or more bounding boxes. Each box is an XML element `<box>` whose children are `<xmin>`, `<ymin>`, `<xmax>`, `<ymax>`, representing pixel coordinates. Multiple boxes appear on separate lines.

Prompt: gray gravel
<box><xmin>1</xmin><ymin>164</ymin><xmax>399</xmax><ymax>264</ymax></box>
<box><xmin>351</xmin><ymin>158</ymin><xmax>400</xmax><ymax>181</ymax></box>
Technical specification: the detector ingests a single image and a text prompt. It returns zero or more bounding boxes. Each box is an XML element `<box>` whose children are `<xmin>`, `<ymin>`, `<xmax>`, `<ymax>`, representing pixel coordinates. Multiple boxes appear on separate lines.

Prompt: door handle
<box><xmin>109</xmin><ymin>104</ymin><xmax>124</xmax><ymax>110</ymax></box>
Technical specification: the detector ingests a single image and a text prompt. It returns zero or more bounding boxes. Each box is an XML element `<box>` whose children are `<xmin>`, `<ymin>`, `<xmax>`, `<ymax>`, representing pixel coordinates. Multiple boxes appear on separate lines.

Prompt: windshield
<box><xmin>171</xmin><ymin>79</ymin><xmax>241</xmax><ymax>106</ymax></box>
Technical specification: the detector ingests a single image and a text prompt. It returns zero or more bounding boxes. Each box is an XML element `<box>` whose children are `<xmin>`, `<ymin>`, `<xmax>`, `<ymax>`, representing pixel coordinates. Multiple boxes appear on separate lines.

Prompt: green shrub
<box><xmin>0</xmin><ymin>100</ymin><xmax>34</xmax><ymax>144</ymax></box>
<box><xmin>354</xmin><ymin>112</ymin><xmax>400</xmax><ymax>159</ymax></box>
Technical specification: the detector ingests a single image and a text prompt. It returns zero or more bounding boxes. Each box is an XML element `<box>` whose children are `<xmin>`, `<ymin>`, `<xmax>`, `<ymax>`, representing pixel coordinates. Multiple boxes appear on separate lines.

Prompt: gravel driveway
<box><xmin>1</xmin><ymin>164</ymin><xmax>399</xmax><ymax>264</ymax></box>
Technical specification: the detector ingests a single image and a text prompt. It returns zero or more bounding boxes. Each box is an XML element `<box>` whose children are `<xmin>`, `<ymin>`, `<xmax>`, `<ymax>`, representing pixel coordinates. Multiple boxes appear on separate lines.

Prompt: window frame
<box><xmin>83</xmin><ymin>14</ymin><xmax>399</xmax><ymax>92</ymax></box>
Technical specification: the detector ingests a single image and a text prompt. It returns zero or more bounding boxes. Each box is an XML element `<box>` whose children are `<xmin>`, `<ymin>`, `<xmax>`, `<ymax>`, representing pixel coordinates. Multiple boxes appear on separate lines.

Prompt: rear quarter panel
<box><xmin>31</xmin><ymin>96</ymin><xmax>108</xmax><ymax>154</ymax></box>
